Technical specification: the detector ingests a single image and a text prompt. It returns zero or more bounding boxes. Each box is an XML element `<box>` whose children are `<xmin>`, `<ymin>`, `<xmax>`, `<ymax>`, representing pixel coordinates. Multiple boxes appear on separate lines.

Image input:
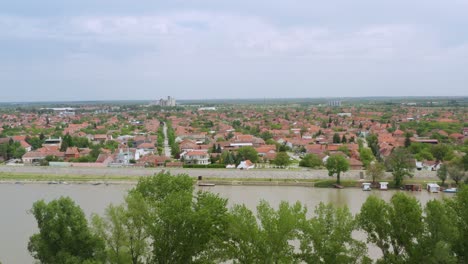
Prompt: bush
<box><xmin>299</xmin><ymin>154</ymin><xmax>323</xmax><ymax>168</ymax></box>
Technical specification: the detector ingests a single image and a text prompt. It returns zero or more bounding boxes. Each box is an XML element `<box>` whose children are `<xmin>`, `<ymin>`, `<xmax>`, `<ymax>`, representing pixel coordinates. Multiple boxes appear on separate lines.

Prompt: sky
<box><xmin>0</xmin><ymin>1</ymin><xmax>467</xmax><ymax>102</ymax></box>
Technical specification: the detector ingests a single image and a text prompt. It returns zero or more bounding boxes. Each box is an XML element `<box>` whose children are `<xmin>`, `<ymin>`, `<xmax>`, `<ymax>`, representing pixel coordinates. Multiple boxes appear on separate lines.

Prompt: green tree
<box><xmin>447</xmin><ymin>162</ymin><xmax>465</xmax><ymax>185</ymax></box>
<box><xmin>26</xmin><ymin>136</ymin><xmax>44</xmax><ymax>150</ymax></box>
<box><xmin>341</xmin><ymin>134</ymin><xmax>347</xmax><ymax>144</ymax></box>
<box><xmin>325</xmin><ymin>155</ymin><xmax>350</xmax><ymax>184</ymax></box>
<box><xmin>221</xmin><ymin>204</ymin><xmax>259</xmax><ymax>263</ymax></box>
<box><xmin>366</xmin><ymin>134</ymin><xmax>381</xmax><ymax>161</ymax></box>
<box><xmin>333</xmin><ymin>133</ymin><xmax>341</xmax><ymax>143</ymax></box>
<box><xmin>337</xmin><ymin>146</ymin><xmax>350</xmax><ymax>157</ymax></box>
<box><xmin>236</xmin><ymin>146</ymin><xmax>259</xmax><ymax>163</ymax></box>
<box><xmin>272</xmin><ymin>151</ymin><xmax>291</xmax><ymax>167</ymax></box>
<box><xmin>299</xmin><ymin>154</ymin><xmax>323</xmax><ymax>168</ymax></box>
<box><xmin>170</xmin><ymin>142</ymin><xmax>181</xmax><ymax>158</ymax></box>
<box><xmin>412</xmin><ymin>199</ymin><xmax>458</xmax><ymax>263</ymax></box>
<box><xmin>431</xmin><ymin>144</ymin><xmax>454</xmax><ymax>162</ymax></box>
<box><xmin>103</xmin><ymin>140</ymin><xmax>119</xmax><ymax>152</ymax></box>
<box><xmin>89</xmin><ymin>145</ymin><xmax>101</xmax><ymax>161</ymax></box>
<box><xmin>0</xmin><ymin>143</ymin><xmax>8</xmax><ymax>160</ymax></box>
<box><xmin>359</xmin><ymin>147</ymin><xmax>374</xmax><ymax>168</ymax></box>
<box><xmin>220</xmin><ymin>151</ymin><xmax>235</xmax><ymax>165</ymax></box>
<box><xmin>385</xmin><ymin>147</ymin><xmax>415</xmax><ymax>187</ymax></box>
<box><xmin>298</xmin><ymin>203</ymin><xmax>369</xmax><ymax>264</ymax></box>
<box><xmin>462</xmin><ymin>154</ymin><xmax>468</xmax><ymax>171</ymax></box>
<box><xmin>28</xmin><ymin>197</ymin><xmax>105</xmax><ymax>263</ymax></box>
<box><xmin>12</xmin><ymin>145</ymin><xmax>26</xmax><ymax>159</ymax></box>
<box><xmin>226</xmin><ymin>131</ymin><xmax>234</xmax><ymax>140</ymax></box>
<box><xmin>133</xmin><ymin>172</ymin><xmax>229</xmax><ymax>263</ymax></box>
<box><xmin>72</xmin><ymin>136</ymin><xmax>90</xmax><ymax>148</ymax></box>
<box><xmin>415</xmin><ymin>149</ymin><xmax>434</xmax><ymax>161</ymax></box>
<box><xmin>446</xmin><ymin>186</ymin><xmax>468</xmax><ymax>261</ymax></box>
<box><xmin>60</xmin><ymin>133</ymin><xmax>73</xmax><ymax>152</ymax></box>
<box><xmin>437</xmin><ymin>164</ymin><xmax>448</xmax><ymax>186</ymax></box>
<box><xmin>259</xmin><ymin>131</ymin><xmax>273</xmax><ymax>141</ymax></box>
<box><xmin>92</xmin><ymin>193</ymin><xmax>150</xmax><ymax>264</ymax></box>
<box><xmin>0</xmin><ymin>140</ymin><xmax>26</xmax><ymax>160</ymax></box>
<box><xmin>358</xmin><ymin>193</ymin><xmax>423</xmax><ymax>263</ymax></box>
<box><xmin>404</xmin><ymin>132</ymin><xmax>412</xmax><ymax>148</ymax></box>
<box><xmin>366</xmin><ymin>162</ymin><xmax>385</xmax><ymax>184</ymax></box>
<box><xmin>223</xmin><ymin>201</ymin><xmax>305</xmax><ymax>263</ymax></box>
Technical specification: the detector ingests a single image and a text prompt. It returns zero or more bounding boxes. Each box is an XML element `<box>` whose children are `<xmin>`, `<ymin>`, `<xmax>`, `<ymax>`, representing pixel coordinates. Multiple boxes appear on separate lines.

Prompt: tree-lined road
<box><xmin>162</xmin><ymin>122</ymin><xmax>171</xmax><ymax>157</ymax></box>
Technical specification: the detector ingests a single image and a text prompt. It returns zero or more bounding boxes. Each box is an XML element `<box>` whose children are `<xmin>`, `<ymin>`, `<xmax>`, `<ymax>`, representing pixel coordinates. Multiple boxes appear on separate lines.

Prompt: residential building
<box><xmin>152</xmin><ymin>96</ymin><xmax>176</xmax><ymax>107</ymax></box>
<box><xmin>328</xmin><ymin>100</ymin><xmax>342</xmax><ymax>107</ymax></box>
<box><xmin>182</xmin><ymin>150</ymin><xmax>210</xmax><ymax>165</ymax></box>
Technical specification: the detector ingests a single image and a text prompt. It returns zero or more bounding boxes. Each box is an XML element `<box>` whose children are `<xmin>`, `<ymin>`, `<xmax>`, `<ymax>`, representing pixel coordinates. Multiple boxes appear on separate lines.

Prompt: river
<box><xmin>0</xmin><ymin>183</ymin><xmax>450</xmax><ymax>264</ymax></box>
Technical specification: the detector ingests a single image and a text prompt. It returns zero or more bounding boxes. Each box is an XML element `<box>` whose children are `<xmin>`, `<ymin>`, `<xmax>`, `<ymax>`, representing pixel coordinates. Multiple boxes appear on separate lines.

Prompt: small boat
<box><xmin>92</xmin><ymin>182</ymin><xmax>102</xmax><ymax>186</ymax></box>
<box><xmin>362</xmin><ymin>183</ymin><xmax>372</xmax><ymax>191</ymax></box>
<box><xmin>404</xmin><ymin>184</ymin><xmax>422</xmax><ymax>191</ymax></box>
<box><xmin>48</xmin><ymin>181</ymin><xmax>59</xmax><ymax>185</ymax></box>
<box><xmin>198</xmin><ymin>182</ymin><xmax>215</xmax><ymax>187</ymax></box>
<box><xmin>443</xmin><ymin>188</ymin><xmax>458</xmax><ymax>193</ymax></box>
<box><xmin>379</xmin><ymin>182</ymin><xmax>389</xmax><ymax>190</ymax></box>
<box><xmin>333</xmin><ymin>184</ymin><xmax>344</xmax><ymax>189</ymax></box>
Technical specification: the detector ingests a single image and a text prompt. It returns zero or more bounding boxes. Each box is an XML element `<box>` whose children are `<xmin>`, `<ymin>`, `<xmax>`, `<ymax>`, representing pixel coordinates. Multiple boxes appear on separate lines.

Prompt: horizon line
<box><xmin>1</xmin><ymin>95</ymin><xmax>467</xmax><ymax>104</ymax></box>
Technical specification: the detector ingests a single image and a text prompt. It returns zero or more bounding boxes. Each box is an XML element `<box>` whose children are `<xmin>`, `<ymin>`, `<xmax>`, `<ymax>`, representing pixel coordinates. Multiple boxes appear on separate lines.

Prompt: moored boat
<box><xmin>443</xmin><ymin>188</ymin><xmax>458</xmax><ymax>193</ymax></box>
<box><xmin>198</xmin><ymin>182</ymin><xmax>215</xmax><ymax>187</ymax></box>
<box><xmin>427</xmin><ymin>183</ymin><xmax>440</xmax><ymax>193</ymax></box>
<box><xmin>379</xmin><ymin>182</ymin><xmax>388</xmax><ymax>190</ymax></box>
<box><xmin>362</xmin><ymin>183</ymin><xmax>372</xmax><ymax>191</ymax></box>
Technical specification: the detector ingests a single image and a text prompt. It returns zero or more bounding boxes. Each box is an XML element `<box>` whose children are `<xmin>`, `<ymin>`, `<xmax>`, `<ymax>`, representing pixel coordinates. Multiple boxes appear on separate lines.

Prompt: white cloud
<box><xmin>0</xmin><ymin>10</ymin><xmax>467</xmax><ymax>100</ymax></box>
<box><xmin>0</xmin><ymin>12</ymin><xmax>460</xmax><ymax>61</ymax></box>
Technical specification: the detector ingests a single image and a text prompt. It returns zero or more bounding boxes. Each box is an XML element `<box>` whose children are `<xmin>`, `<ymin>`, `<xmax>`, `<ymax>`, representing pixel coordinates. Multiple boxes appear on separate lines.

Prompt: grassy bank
<box><xmin>0</xmin><ymin>172</ymin><xmax>446</xmax><ymax>188</ymax></box>
<box><xmin>0</xmin><ymin>172</ymin><xmax>138</xmax><ymax>183</ymax></box>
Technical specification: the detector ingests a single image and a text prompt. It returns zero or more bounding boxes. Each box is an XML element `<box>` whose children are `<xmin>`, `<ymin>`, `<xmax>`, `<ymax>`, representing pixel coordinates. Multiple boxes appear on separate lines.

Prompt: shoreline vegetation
<box><xmin>0</xmin><ymin>171</ymin><xmax>448</xmax><ymax>189</ymax></box>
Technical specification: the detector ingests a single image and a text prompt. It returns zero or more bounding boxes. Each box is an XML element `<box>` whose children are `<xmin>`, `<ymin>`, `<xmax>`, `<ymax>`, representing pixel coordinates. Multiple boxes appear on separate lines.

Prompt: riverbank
<box><xmin>0</xmin><ymin>165</ymin><xmax>438</xmax><ymax>179</ymax></box>
<box><xmin>0</xmin><ymin>171</ymin><xmax>444</xmax><ymax>188</ymax></box>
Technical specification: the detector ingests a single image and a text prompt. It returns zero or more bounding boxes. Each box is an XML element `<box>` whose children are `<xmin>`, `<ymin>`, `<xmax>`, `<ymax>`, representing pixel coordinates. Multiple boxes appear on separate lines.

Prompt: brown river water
<box><xmin>0</xmin><ymin>183</ymin><xmax>449</xmax><ymax>264</ymax></box>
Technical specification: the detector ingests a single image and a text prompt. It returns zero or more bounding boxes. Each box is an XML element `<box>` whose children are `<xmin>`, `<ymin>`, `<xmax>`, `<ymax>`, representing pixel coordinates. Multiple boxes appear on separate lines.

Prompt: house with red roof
<box><xmin>65</xmin><ymin>147</ymin><xmax>80</xmax><ymax>160</ymax></box>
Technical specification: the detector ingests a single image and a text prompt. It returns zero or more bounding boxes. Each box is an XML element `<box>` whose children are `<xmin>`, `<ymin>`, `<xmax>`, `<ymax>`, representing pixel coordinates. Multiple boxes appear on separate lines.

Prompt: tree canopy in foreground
<box><xmin>28</xmin><ymin>172</ymin><xmax>468</xmax><ymax>263</ymax></box>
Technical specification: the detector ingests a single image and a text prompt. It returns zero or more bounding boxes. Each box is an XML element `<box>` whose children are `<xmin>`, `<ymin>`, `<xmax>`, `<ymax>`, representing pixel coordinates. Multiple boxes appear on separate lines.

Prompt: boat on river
<box><xmin>427</xmin><ymin>183</ymin><xmax>440</xmax><ymax>193</ymax></box>
<box><xmin>362</xmin><ymin>183</ymin><xmax>372</xmax><ymax>191</ymax></box>
<box><xmin>443</xmin><ymin>188</ymin><xmax>458</xmax><ymax>193</ymax></box>
<box><xmin>404</xmin><ymin>184</ymin><xmax>422</xmax><ymax>191</ymax></box>
<box><xmin>197</xmin><ymin>182</ymin><xmax>215</xmax><ymax>187</ymax></box>
<box><xmin>379</xmin><ymin>182</ymin><xmax>388</xmax><ymax>190</ymax></box>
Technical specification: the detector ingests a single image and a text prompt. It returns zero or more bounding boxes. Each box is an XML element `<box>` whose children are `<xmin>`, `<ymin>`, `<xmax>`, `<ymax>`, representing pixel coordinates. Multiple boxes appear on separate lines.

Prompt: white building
<box><xmin>337</xmin><ymin>113</ymin><xmax>352</xmax><ymax>117</ymax></box>
<box><xmin>152</xmin><ymin>96</ymin><xmax>176</xmax><ymax>107</ymax></box>
<box><xmin>237</xmin><ymin>160</ymin><xmax>255</xmax><ymax>170</ymax></box>
<box><xmin>328</xmin><ymin>100</ymin><xmax>342</xmax><ymax>107</ymax></box>
<box><xmin>181</xmin><ymin>150</ymin><xmax>210</xmax><ymax>165</ymax></box>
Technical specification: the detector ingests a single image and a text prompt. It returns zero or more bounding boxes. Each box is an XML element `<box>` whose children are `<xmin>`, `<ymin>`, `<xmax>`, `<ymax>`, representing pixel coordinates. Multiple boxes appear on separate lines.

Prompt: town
<box><xmin>0</xmin><ymin>97</ymin><xmax>466</xmax><ymax>188</ymax></box>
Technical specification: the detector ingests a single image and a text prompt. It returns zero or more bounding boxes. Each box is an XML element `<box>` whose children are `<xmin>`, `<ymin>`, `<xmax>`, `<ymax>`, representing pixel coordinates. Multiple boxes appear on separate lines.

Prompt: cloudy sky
<box><xmin>1</xmin><ymin>1</ymin><xmax>467</xmax><ymax>102</ymax></box>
